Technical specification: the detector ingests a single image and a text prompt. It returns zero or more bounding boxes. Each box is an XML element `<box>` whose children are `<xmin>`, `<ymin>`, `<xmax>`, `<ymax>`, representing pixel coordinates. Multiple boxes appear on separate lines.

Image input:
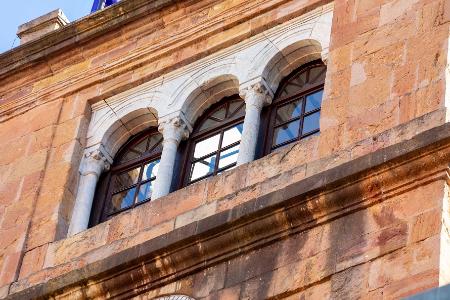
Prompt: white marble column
<box><xmin>152</xmin><ymin>116</ymin><xmax>190</xmax><ymax>200</ymax></box>
<box><xmin>237</xmin><ymin>81</ymin><xmax>273</xmax><ymax>166</ymax></box>
<box><xmin>68</xmin><ymin>149</ymin><xmax>110</xmax><ymax>236</ymax></box>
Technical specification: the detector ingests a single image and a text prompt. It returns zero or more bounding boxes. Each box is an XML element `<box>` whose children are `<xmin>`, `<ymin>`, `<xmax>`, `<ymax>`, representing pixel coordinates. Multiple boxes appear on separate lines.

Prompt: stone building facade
<box><xmin>0</xmin><ymin>0</ymin><xmax>449</xmax><ymax>299</ymax></box>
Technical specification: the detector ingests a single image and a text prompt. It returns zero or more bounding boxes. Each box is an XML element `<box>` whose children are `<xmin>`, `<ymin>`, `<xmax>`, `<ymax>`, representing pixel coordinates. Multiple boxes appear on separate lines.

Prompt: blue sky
<box><xmin>0</xmin><ymin>1</ymin><xmax>93</xmax><ymax>54</ymax></box>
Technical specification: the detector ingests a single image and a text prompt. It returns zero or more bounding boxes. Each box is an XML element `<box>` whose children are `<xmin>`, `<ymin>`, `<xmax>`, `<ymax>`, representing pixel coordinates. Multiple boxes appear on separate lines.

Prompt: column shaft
<box><xmin>237</xmin><ymin>104</ymin><xmax>263</xmax><ymax>165</ymax></box>
<box><xmin>237</xmin><ymin>82</ymin><xmax>272</xmax><ymax>165</ymax></box>
<box><xmin>68</xmin><ymin>150</ymin><xmax>109</xmax><ymax>236</ymax></box>
<box><xmin>152</xmin><ymin>140</ymin><xmax>178</xmax><ymax>199</ymax></box>
<box><xmin>152</xmin><ymin>116</ymin><xmax>189</xmax><ymax>200</ymax></box>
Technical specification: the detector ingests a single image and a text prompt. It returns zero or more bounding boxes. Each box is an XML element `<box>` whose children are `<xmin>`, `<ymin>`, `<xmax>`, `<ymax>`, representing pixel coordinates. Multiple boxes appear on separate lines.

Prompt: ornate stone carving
<box><xmin>80</xmin><ymin>149</ymin><xmax>110</xmax><ymax>177</ymax></box>
<box><xmin>158</xmin><ymin>116</ymin><xmax>190</xmax><ymax>145</ymax></box>
<box><xmin>239</xmin><ymin>81</ymin><xmax>273</xmax><ymax>110</ymax></box>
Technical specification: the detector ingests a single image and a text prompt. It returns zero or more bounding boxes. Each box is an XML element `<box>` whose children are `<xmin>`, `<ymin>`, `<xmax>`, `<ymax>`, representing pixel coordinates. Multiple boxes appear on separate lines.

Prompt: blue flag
<box><xmin>91</xmin><ymin>0</ymin><xmax>119</xmax><ymax>12</ymax></box>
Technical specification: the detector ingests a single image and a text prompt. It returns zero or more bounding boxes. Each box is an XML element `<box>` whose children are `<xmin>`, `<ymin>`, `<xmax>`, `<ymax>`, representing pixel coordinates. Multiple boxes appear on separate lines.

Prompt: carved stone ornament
<box><xmin>239</xmin><ymin>81</ymin><xmax>273</xmax><ymax>109</ymax></box>
<box><xmin>80</xmin><ymin>150</ymin><xmax>110</xmax><ymax>177</ymax></box>
<box><xmin>158</xmin><ymin>116</ymin><xmax>190</xmax><ymax>144</ymax></box>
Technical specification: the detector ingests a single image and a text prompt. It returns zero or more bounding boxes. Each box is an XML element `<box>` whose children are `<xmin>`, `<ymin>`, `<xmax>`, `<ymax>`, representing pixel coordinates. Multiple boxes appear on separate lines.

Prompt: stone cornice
<box><xmin>0</xmin><ymin>0</ymin><xmax>177</xmax><ymax>79</ymax></box>
<box><xmin>0</xmin><ymin>0</ymin><xmax>332</xmax><ymax>122</ymax></box>
<box><xmin>6</xmin><ymin>122</ymin><xmax>450</xmax><ymax>299</ymax></box>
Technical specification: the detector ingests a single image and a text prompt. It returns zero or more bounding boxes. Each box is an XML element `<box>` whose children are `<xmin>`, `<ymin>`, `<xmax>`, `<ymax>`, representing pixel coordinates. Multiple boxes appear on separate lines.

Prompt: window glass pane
<box><xmin>275</xmin><ymin>100</ymin><xmax>302</xmax><ymax>125</ymax></box>
<box><xmin>198</xmin><ymin>118</ymin><xmax>220</xmax><ymax>132</ymax></box>
<box><xmin>134</xmin><ymin>137</ymin><xmax>148</xmax><ymax>153</ymax></box>
<box><xmin>273</xmin><ymin>120</ymin><xmax>300</xmax><ymax>146</ymax></box>
<box><xmin>111</xmin><ymin>188</ymin><xmax>136</xmax><ymax>212</ymax></box>
<box><xmin>191</xmin><ymin>154</ymin><xmax>217</xmax><ymax>181</ymax></box>
<box><xmin>147</xmin><ymin>134</ymin><xmax>163</xmax><ymax>151</ymax></box>
<box><xmin>194</xmin><ymin>134</ymin><xmax>220</xmax><ymax>158</ymax></box>
<box><xmin>305</xmin><ymin>90</ymin><xmax>323</xmax><ymax>113</ymax></box>
<box><xmin>280</xmin><ymin>71</ymin><xmax>307</xmax><ymax>98</ymax></box>
<box><xmin>228</xmin><ymin>101</ymin><xmax>245</xmax><ymax>118</ymax></box>
<box><xmin>222</xmin><ymin>123</ymin><xmax>243</xmax><ymax>148</ymax></box>
<box><xmin>113</xmin><ymin>167</ymin><xmax>141</xmax><ymax>191</ymax></box>
<box><xmin>142</xmin><ymin>159</ymin><xmax>160</xmax><ymax>181</ymax></box>
<box><xmin>309</xmin><ymin>66</ymin><xmax>326</xmax><ymax>84</ymax></box>
<box><xmin>120</xmin><ymin>138</ymin><xmax>147</xmax><ymax>163</ymax></box>
<box><xmin>218</xmin><ymin>144</ymin><xmax>240</xmax><ymax>169</ymax></box>
<box><xmin>211</xmin><ymin>106</ymin><xmax>226</xmax><ymax>120</ymax></box>
<box><xmin>121</xmin><ymin>151</ymin><xmax>138</xmax><ymax>163</ymax></box>
<box><xmin>137</xmin><ymin>181</ymin><xmax>155</xmax><ymax>203</ymax></box>
<box><xmin>302</xmin><ymin>112</ymin><xmax>321</xmax><ymax>134</ymax></box>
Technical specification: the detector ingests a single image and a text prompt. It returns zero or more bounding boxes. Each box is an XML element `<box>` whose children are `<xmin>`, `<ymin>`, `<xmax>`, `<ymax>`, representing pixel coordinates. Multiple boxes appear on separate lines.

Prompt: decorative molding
<box><xmin>0</xmin><ymin>3</ymin><xmax>333</xmax><ymax>123</ymax></box>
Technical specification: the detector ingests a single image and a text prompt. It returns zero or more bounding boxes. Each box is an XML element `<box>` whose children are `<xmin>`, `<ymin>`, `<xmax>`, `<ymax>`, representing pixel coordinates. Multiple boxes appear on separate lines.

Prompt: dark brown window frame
<box><xmin>263</xmin><ymin>60</ymin><xmax>326</xmax><ymax>155</ymax></box>
<box><xmin>179</xmin><ymin>95</ymin><xmax>245</xmax><ymax>187</ymax></box>
<box><xmin>89</xmin><ymin>127</ymin><xmax>163</xmax><ymax>225</ymax></box>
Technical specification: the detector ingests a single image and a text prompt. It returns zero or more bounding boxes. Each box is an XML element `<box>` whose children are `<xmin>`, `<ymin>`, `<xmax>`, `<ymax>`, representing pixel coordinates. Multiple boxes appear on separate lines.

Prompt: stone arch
<box><xmin>178</xmin><ymin>74</ymin><xmax>240</xmax><ymax>126</ymax></box>
<box><xmin>243</xmin><ymin>7</ymin><xmax>332</xmax><ymax>92</ymax></box>
<box><xmin>248</xmin><ymin>38</ymin><xmax>324</xmax><ymax>94</ymax></box>
<box><xmin>86</xmin><ymin>91</ymin><xmax>164</xmax><ymax>160</ymax></box>
<box><xmin>100</xmin><ymin>107</ymin><xmax>159</xmax><ymax>159</ymax></box>
<box><xmin>160</xmin><ymin>56</ymin><xmax>243</xmax><ymax>125</ymax></box>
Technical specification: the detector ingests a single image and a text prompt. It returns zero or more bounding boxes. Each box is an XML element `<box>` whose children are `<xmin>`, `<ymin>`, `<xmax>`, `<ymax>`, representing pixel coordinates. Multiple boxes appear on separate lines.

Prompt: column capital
<box><xmin>239</xmin><ymin>79</ymin><xmax>273</xmax><ymax>109</ymax></box>
<box><xmin>158</xmin><ymin>115</ymin><xmax>191</xmax><ymax>145</ymax></box>
<box><xmin>80</xmin><ymin>149</ymin><xmax>110</xmax><ymax>177</ymax></box>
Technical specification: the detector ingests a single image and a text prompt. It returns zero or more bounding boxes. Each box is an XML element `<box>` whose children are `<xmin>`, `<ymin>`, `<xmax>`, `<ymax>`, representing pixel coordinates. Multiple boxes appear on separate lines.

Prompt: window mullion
<box><xmin>214</xmin><ymin>131</ymin><xmax>225</xmax><ymax>175</ymax></box>
<box><xmin>132</xmin><ymin>163</ymin><xmax>145</xmax><ymax>208</ymax></box>
<box><xmin>298</xmin><ymin>96</ymin><xmax>307</xmax><ymax>138</ymax></box>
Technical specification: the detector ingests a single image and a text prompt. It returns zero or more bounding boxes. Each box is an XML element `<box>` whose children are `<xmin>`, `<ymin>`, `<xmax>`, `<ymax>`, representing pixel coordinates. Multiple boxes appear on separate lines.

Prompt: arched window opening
<box><xmin>181</xmin><ymin>96</ymin><xmax>245</xmax><ymax>186</ymax></box>
<box><xmin>265</xmin><ymin>60</ymin><xmax>326</xmax><ymax>153</ymax></box>
<box><xmin>91</xmin><ymin>128</ymin><xmax>163</xmax><ymax>224</ymax></box>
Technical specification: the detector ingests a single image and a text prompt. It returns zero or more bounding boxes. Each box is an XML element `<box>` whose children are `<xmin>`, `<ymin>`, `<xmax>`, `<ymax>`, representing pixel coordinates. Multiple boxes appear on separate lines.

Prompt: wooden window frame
<box><xmin>262</xmin><ymin>60</ymin><xmax>326</xmax><ymax>155</ymax></box>
<box><xmin>178</xmin><ymin>95</ymin><xmax>245</xmax><ymax>187</ymax></box>
<box><xmin>89</xmin><ymin>127</ymin><xmax>163</xmax><ymax>226</ymax></box>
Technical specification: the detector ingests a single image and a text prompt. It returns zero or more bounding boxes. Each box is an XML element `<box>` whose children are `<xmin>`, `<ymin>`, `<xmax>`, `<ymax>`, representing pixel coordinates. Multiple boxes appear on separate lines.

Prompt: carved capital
<box><xmin>239</xmin><ymin>81</ymin><xmax>273</xmax><ymax>110</ymax></box>
<box><xmin>80</xmin><ymin>150</ymin><xmax>110</xmax><ymax>177</ymax></box>
<box><xmin>158</xmin><ymin>116</ymin><xmax>190</xmax><ymax>145</ymax></box>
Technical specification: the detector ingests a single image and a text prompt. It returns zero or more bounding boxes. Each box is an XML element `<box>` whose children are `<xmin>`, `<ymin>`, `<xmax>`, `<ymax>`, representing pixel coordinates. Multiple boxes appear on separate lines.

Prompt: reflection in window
<box><xmin>184</xmin><ymin>96</ymin><xmax>245</xmax><ymax>185</ymax></box>
<box><xmin>266</xmin><ymin>61</ymin><xmax>326</xmax><ymax>152</ymax></box>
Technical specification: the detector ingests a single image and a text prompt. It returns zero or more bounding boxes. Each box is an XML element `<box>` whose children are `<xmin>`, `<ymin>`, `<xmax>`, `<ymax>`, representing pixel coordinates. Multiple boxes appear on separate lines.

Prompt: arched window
<box><xmin>181</xmin><ymin>96</ymin><xmax>245</xmax><ymax>186</ymax></box>
<box><xmin>264</xmin><ymin>60</ymin><xmax>326</xmax><ymax>153</ymax></box>
<box><xmin>91</xmin><ymin>128</ymin><xmax>163</xmax><ymax>224</ymax></box>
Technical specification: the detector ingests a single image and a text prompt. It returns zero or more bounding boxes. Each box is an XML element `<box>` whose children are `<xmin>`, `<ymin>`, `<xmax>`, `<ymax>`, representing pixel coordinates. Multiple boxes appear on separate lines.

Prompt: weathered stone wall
<box><xmin>0</xmin><ymin>0</ymin><xmax>449</xmax><ymax>298</ymax></box>
<box><xmin>320</xmin><ymin>0</ymin><xmax>450</xmax><ymax>156</ymax></box>
<box><xmin>137</xmin><ymin>182</ymin><xmax>447</xmax><ymax>300</ymax></box>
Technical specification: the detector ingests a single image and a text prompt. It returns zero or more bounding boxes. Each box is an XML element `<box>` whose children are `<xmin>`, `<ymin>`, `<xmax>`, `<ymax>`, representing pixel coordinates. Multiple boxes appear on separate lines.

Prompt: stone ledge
<box><xmin>5</xmin><ymin>119</ymin><xmax>450</xmax><ymax>299</ymax></box>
